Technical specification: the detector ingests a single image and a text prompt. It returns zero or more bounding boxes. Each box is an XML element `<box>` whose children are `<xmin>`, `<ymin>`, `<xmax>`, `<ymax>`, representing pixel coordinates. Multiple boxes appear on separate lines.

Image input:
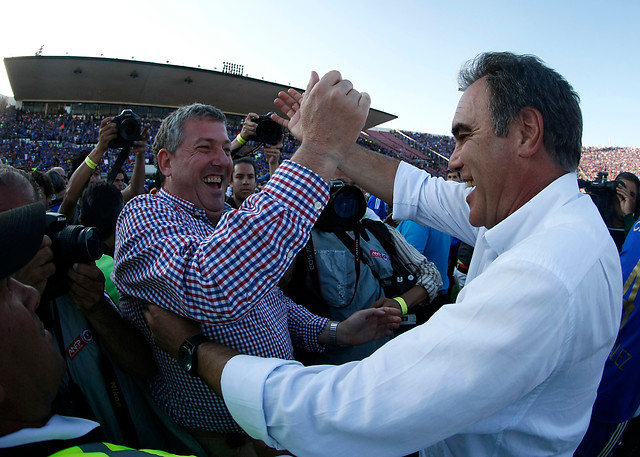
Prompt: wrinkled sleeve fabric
<box><xmin>114</xmin><ymin>161</ymin><xmax>328</xmax><ymax>324</ymax></box>
<box><xmin>393</xmin><ymin>161</ymin><xmax>477</xmax><ymax>246</ymax></box>
<box><xmin>222</xmin><ymin>261</ymin><xmax>573</xmax><ymax>456</ymax></box>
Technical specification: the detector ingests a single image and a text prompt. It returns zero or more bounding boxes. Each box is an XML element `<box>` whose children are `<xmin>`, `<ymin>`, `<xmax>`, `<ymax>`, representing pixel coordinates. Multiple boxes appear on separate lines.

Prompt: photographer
<box><xmin>0</xmin><ymin>164</ymin><xmax>193</xmax><ymax>451</ymax></box>
<box><xmin>613</xmin><ymin>172</ymin><xmax>640</xmax><ymax>234</ymax></box>
<box><xmin>284</xmin><ymin>171</ymin><xmax>442</xmax><ymax>365</ymax></box>
<box><xmin>581</xmin><ymin>171</ymin><xmax>640</xmax><ymax>250</ymax></box>
<box><xmin>60</xmin><ymin>115</ymin><xmax>149</xmax><ymax>222</ymax></box>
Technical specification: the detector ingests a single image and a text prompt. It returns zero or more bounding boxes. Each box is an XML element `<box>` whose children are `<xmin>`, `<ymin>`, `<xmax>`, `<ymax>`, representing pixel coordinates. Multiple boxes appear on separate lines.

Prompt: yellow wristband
<box><xmin>236</xmin><ymin>134</ymin><xmax>247</xmax><ymax>145</ymax></box>
<box><xmin>393</xmin><ymin>297</ymin><xmax>408</xmax><ymax>315</ymax></box>
<box><xmin>84</xmin><ymin>156</ymin><xmax>98</xmax><ymax>170</ymax></box>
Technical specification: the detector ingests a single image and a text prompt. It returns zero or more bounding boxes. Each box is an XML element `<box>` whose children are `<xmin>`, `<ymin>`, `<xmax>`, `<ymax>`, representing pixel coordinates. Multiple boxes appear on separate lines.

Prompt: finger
<box><xmin>336</xmin><ymin>78</ymin><xmax>353</xmax><ymax>94</ymax></box>
<box><xmin>287</xmin><ymin>88</ymin><xmax>303</xmax><ymax>104</ymax></box>
<box><xmin>359</xmin><ymin>92</ymin><xmax>372</xmax><ymax>110</ymax></box>
<box><xmin>270</xmin><ymin>113</ymin><xmax>290</xmax><ymax>129</ymax></box>
<box><xmin>305</xmin><ymin>71</ymin><xmax>321</xmax><ymax>94</ymax></box>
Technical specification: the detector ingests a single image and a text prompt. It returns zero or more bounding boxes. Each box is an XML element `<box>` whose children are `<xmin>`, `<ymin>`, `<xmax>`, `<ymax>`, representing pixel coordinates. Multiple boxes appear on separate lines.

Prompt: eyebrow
<box><xmin>451</xmin><ymin>122</ymin><xmax>472</xmax><ymax>138</ymax></box>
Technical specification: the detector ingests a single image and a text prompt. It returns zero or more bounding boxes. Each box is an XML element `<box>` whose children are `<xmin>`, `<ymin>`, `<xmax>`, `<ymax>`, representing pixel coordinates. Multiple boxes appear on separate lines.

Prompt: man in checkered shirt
<box><xmin>113</xmin><ymin>74</ymin><xmax>398</xmax><ymax>456</ymax></box>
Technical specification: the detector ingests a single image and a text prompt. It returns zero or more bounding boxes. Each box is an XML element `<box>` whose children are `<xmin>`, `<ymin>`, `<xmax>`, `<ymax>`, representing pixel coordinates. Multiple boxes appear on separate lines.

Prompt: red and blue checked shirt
<box><xmin>113</xmin><ymin>160</ymin><xmax>330</xmax><ymax>433</ymax></box>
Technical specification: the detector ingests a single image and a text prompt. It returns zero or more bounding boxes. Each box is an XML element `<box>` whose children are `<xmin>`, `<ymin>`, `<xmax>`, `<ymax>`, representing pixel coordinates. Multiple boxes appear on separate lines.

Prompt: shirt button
<box><xmin>287</xmin><ymin>251</ymin><xmax>294</xmax><ymax>259</ymax></box>
<box><xmin>314</xmin><ymin>201</ymin><xmax>322</xmax><ymax>210</ymax></box>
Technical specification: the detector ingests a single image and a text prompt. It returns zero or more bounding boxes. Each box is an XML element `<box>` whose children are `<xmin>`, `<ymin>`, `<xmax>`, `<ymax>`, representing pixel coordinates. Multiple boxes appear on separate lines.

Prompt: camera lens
<box><xmin>53</xmin><ymin>225</ymin><xmax>103</xmax><ymax>265</ymax></box>
<box><xmin>120</xmin><ymin>118</ymin><xmax>140</xmax><ymax>141</ymax></box>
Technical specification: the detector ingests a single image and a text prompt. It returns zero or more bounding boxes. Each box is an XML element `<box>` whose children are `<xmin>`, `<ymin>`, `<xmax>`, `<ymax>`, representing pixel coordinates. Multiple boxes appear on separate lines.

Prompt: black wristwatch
<box><xmin>178</xmin><ymin>334</ymin><xmax>209</xmax><ymax>375</ymax></box>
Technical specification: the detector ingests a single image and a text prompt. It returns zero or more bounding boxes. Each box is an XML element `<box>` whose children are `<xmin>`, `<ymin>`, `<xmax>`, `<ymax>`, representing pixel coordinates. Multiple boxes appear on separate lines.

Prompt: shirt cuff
<box><xmin>392</xmin><ymin>161</ymin><xmax>427</xmax><ymax>221</ymax></box>
<box><xmin>265</xmin><ymin>160</ymin><xmax>329</xmax><ymax>224</ymax></box>
<box><xmin>222</xmin><ymin>355</ymin><xmax>299</xmax><ymax>447</ymax></box>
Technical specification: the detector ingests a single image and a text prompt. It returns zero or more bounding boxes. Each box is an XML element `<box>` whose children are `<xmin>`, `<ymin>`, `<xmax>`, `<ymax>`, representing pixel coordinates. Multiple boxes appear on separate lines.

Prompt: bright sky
<box><xmin>1</xmin><ymin>0</ymin><xmax>638</xmax><ymax>147</ymax></box>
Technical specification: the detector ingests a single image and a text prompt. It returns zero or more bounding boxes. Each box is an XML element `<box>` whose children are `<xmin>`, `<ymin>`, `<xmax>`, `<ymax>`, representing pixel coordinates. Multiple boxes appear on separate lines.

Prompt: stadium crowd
<box><xmin>1</xmin><ymin>51</ymin><xmax>640</xmax><ymax>457</ymax></box>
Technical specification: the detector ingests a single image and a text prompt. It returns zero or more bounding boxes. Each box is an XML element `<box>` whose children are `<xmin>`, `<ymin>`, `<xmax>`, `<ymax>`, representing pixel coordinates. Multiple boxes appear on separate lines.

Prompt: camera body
<box><xmin>108</xmin><ymin>109</ymin><xmax>142</xmax><ymax>149</ymax></box>
<box><xmin>579</xmin><ymin>171</ymin><xmax>625</xmax><ymax>230</ymax></box>
<box><xmin>315</xmin><ymin>180</ymin><xmax>366</xmax><ymax>232</ymax></box>
<box><xmin>251</xmin><ymin>112</ymin><xmax>282</xmax><ymax>145</ymax></box>
<box><xmin>43</xmin><ymin>212</ymin><xmax>104</xmax><ymax>300</ymax></box>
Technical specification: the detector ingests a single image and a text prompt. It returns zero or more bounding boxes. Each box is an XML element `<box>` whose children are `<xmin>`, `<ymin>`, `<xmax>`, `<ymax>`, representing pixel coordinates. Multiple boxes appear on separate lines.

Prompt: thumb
<box><xmin>305</xmin><ymin>71</ymin><xmax>320</xmax><ymax>94</ymax></box>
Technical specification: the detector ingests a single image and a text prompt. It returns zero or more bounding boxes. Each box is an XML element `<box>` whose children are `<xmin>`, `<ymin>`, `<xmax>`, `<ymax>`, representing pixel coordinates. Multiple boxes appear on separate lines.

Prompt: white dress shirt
<box><xmin>222</xmin><ymin>162</ymin><xmax>622</xmax><ymax>457</ymax></box>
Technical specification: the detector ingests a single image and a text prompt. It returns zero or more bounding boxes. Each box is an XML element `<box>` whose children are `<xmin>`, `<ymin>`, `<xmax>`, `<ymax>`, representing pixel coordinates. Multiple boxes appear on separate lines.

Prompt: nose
<box><xmin>448</xmin><ymin>146</ymin><xmax>463</xmax><ymax>172</ymax></box>
<box><xmin>11</xmin><ymin>277</ymin><xmax>40</xmax><ymax>313</ymax></box>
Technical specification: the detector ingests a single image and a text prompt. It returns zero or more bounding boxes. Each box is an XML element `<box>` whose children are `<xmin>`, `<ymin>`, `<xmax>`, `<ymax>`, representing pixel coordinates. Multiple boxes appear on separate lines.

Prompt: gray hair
<box><xmin>0</xmin><ymin>164</ymin><xmax>40</xmax><ymax>203</ymax></box>
<box><xmin>152</xmin><ymin>103</ymin><xmax>227</xmax><ymax>168</ymax></box>
<box><xmin>458</xmin><ymin>52</ymin><xmax>582</xmax><ymax>172</ymax></box>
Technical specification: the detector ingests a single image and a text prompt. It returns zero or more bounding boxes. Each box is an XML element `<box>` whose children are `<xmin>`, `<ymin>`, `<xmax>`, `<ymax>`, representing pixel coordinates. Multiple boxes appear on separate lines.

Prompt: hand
<box><xmin>264</xmin><ymin>135</ymin><xmax>283</xmax><ymax>164</ymax></box>
<box><xmin>67</xmin><ymin>262</ymin><xmax>106</xmax><ymax>315</ymax></box>
<box><xmin>131</xmin><ymin>124</ymin><xmax>150</xmax><ymax>157</ymax></box>
<box><xmin>617</xmin><ymin>182</ymin><xmax>635</xmax><ymax>216</ymax></box>
<box><xmin>240</xmin><ymin>112</ymin><xmax>259</xmax><ymax>140</ymax></box>
<box><xmin>12</xmin><ymin>235</ymin><xmax>55</xmax><ymax>297</ymax></box>
<box><xmin>338</xmin><ymin>306</ymin><xmax>401</xmax><ymax>346</ymax></box>
<box><xmin>275</xmin><ymin>71</ymin><xmax>371</xmax><ymax>162</ymax></box>
<box><xmin>96</xmin><ymin>117</ymin><xmax>117</xmax><ymax>152</ymax></box>
<box><xmin>273</xmin><ymin>88</ymin><xmax>304</xmax><ymax>140</ymax></box>
<box><xmin>371</xmin><ymin>296</ymin><xmax>403</xmax><ymax>313</ymax></box>
<box><xmin>142</xmin><ymin>303</ymin><xmax>202</xmax><ymax>359</ymax></box>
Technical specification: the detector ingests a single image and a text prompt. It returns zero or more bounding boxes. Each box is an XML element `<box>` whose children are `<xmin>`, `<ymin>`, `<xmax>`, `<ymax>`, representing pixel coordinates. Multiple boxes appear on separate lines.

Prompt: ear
<box><xmin>516</xmin><ymin>107</ymin><xmax>544</xmax><ymax>158</ymax></box>
<box><xmin>157</xmin><ymin>148</ymin><xmax>172</xmax><ymax>181</ymax></box>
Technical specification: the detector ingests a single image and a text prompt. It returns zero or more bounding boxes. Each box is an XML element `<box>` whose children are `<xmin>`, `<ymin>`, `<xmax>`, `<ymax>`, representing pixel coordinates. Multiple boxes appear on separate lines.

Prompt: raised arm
<box><xmin>59</xmin><ymin>117</ymin><xmax>116</xmax><ymax>220</ymax></box>
<box><xmin>273</xmin><ymin>83</ymin><xmax>396</xmax><ymax>198</ymax></box>
<box><xmin>121</xmin><ymin>125</ymin><xmax>150</xmax><ymax>202</ymax></box>
<box><xmin>282</xmin><ymin>71</ymin><xmax>370</xmax><ymax>182</ymax></box>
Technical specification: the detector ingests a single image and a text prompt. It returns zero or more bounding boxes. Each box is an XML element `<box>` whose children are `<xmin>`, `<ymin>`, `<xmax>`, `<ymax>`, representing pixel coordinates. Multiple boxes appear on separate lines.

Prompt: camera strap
<box><xmin>106</xmin><ymin>145</ymin><xmax>130</xmax><ymax>185</ymax></box>
<box><xmin>304</xmin><ymin>231</ymin><xmax>361</xmax><ymax>309</ymax></box>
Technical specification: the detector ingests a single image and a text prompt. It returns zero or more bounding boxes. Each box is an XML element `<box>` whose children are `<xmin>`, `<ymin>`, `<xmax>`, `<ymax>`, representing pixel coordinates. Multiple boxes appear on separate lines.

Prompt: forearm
<box><xmin>399</xmin><ymin>285</ymin><xmax>429</xmax><ymax>309</ymax></box>
<box><xmin>60</xmin><ymin>144</ymin><xmax>106</xmax><ymax>219</ymax></box>
<box><xmin>339</xmin><ymin>143</ymin><xmax>399</xmax><ymax>203</ymax></box>
<box><xmin>197</xmin><ymin>342</ymin><xmax>239</xmax><ymax>395</ymax></box>
<box><xmin>122</xmin><ymin>153</ymin><xmax>147</xmax><ymax>202</ymax></box>
<box><xmin>268</xmin><ymin>158</ymin><xmax>279</xmax><ymax>178</ymax></box>
<box><xmin>83</xmin><ymin>297</ymin><xmax>157</xmax><ymax>378</ymax></box>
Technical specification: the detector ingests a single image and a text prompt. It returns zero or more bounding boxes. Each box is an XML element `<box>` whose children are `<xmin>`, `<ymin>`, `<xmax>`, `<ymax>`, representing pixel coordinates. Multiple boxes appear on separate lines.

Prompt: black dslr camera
<box><xmin>578</xmin><ymin>171</ymin><xmax>624</xmax><ymax>228</ymax></box>
<box><xmin>42</xmin><ymin>212</ymin><xmax>104</xmax><ymax>300</ymax></box>
<box><xmin>108</xmin><ymin>109</ymin><xmax>142</xmax><ymax>149</ymax></box>
<box><xmin>251</xmin><ymin>112</ymin><xmax>282</xmax><ymax>145</ymax></box>
<box><xmin>315</xmin><ymin>180</ymin><xmax>366</xmax><ymax>232</ymax></box>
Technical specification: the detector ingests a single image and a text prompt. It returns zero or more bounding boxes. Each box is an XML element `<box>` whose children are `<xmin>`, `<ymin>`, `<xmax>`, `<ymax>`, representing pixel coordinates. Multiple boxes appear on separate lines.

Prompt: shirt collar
<box><xmin>157</xmin><ymin>188</ymin><xmax>233</xmax><ymax>224</ymax></box>
<box><xmin>483</xmin><ymin>172</ymin><xmax>579</xmax><ymax>256</ymax></box>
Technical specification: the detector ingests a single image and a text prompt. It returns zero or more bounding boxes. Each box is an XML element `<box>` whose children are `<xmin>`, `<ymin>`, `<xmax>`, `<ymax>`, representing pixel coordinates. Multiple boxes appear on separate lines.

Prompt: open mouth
<box><xmin>203</xmin><ymin>176</ymin><xmax>223</xmax><ymax>188</ymax></box>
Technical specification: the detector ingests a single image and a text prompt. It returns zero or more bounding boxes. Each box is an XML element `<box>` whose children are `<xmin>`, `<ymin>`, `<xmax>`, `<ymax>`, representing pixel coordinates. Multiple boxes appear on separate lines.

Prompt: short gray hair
<box><xmin>152</xmin><ymin>103</ymin><xmax>227</xmax><ymax>168</ymax></box>
<box><xmin>458</xmin><ymin>52</ymin><xmax>582</xmax><ymax>172</ymax></box>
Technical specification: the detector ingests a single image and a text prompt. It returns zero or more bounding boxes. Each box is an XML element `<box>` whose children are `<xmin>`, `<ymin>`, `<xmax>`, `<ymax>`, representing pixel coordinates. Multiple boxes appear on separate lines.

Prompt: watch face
<box><xmin>178</xmin><ymin>344</ymin><xmax>193</xmax><ymax>372</ymax></box>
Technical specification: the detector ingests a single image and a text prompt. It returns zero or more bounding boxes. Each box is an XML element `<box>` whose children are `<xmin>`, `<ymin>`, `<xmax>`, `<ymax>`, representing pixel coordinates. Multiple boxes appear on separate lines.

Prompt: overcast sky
<box><xmin>1</xmin><ymin>0</ymin><xmax>638</xmax><ymax>147</ymax></box>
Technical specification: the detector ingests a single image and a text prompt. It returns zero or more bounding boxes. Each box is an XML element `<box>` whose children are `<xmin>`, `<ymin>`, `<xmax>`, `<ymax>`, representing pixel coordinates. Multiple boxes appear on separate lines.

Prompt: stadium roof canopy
<box><xmin>4</xmin><ymin>56</ymin><xmax>397</xmax><ymax>130</ymax></box>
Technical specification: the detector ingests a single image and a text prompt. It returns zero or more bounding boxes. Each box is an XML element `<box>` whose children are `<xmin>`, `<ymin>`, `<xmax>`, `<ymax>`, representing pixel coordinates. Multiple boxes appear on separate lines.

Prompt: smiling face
<box><xmin>0</xmin><ymin>276</ymin><xmax>65</xmax><ymax>428</ymax></box>
<box><xmin>448</xmin><ymin>78</ymin><xmax>521</xmax><ymax>229</ymax></box>
<box><xmin>158</xmin><ymin>118</ymin><xmax>232</xmax><ymax>223</ymax></box>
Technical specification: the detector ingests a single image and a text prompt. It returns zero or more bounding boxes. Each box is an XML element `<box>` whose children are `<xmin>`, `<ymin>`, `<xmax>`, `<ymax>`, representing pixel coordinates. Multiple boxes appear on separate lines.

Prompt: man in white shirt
<box><xmin>143</xmin><ymin>52</ymin><xmax>622</xmax><ymax>457</ymax></box>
